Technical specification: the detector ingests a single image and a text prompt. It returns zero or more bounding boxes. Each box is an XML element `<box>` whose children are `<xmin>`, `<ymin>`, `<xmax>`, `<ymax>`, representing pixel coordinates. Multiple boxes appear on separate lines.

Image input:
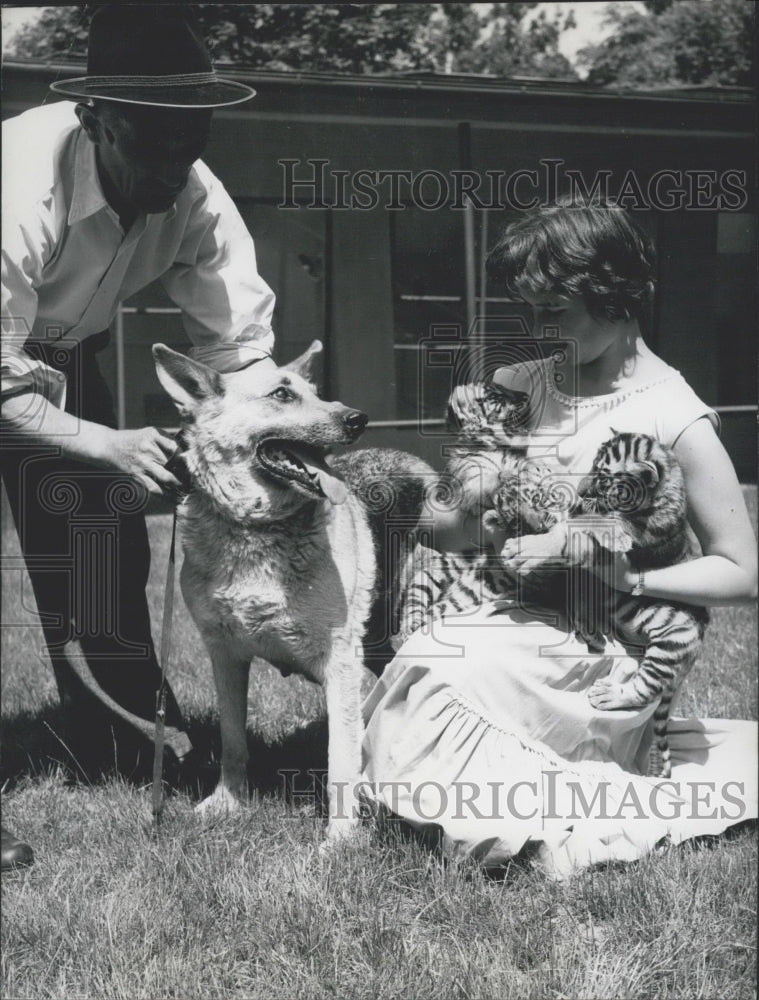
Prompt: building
<box><xmin>3</xmin><ymin>61</ymin><xmax>756</xmax><ymax>478</ymax></box>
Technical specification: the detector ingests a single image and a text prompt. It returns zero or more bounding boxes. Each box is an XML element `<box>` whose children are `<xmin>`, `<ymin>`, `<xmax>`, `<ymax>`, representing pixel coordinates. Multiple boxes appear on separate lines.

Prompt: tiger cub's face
<box><xmin>493</xmin><ymin>460</ymin><xmax>567</xmax><ymax>537</ymax></box>
<box><xmin>447</xmin><ymin>381</ymin><xmax>531</xmax><ymax>441</ymax></box>
<box><xmin>580</xmin><ymin>431</ymin><xmax>674</xmax><ymax>515</ymax></box>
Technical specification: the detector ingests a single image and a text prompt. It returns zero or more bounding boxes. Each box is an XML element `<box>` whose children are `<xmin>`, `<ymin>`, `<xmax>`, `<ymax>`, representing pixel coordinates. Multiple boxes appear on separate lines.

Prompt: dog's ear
<box><xmin>282</xmin><ymin>340</ymin><xmax>323</xmax><ymax>381</ymax></box>
<box><xmin>152</xmin><ymin>344</ymin><xmax>224</xmax><ymax>417</ymax></box>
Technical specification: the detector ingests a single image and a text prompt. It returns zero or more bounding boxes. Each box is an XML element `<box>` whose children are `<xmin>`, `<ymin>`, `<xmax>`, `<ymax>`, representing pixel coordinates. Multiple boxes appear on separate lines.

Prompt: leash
<box><xmin>152</xmin><ymin>506</ymin><xmax>178</xmax><ymax>826</ymax></box>
<box><xmin>151</xmin><ymin>433</ymin><xmax>190</xmax><ymax>826</ymax></box>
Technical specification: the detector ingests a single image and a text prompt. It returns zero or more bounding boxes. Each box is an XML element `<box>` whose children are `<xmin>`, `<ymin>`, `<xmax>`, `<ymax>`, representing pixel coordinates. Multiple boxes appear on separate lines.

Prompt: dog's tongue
<box><xmin>289</xmin><ymin>445</ymin><xmax>348</xmax><ymax>505</ymax></box>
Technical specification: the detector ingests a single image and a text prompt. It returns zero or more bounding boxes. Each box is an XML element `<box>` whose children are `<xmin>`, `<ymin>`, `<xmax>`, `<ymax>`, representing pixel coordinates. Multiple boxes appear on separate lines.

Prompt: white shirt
<box><xmin>1</xmin><ymin>102</ymin><xmax>276</xmax><ymax>407</ymax></box>
<box><xmin>494</xmin><ymin>356</ymin><xmax>719</xmax><ymax>474</ymax></box>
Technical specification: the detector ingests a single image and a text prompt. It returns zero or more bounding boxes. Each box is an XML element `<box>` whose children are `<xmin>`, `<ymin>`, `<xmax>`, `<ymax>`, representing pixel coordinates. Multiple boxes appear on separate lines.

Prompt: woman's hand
<box><xmin>98</xmin><ymin>426</ymin><xmax>181</xmax><ymax>496</ymax></box>
<box><xmin>502</xmin><ymin>528</ymin><xmax>637</xmax><ymax>592</ymax></box>
<box><xmin>501</xmin><ymin>525</ymin><xmax>568</xmax><ymax>577</ymax></box>
<box><xmin>585</xmin><ymin>548</ymin><xmax>636</xmax><ymax>593</ymax></box>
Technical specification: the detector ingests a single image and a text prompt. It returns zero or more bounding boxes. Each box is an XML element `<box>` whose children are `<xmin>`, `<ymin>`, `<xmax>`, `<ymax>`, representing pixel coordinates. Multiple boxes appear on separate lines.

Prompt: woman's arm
<box><xmin>501</xmin><ymin>417</ymin><xmax>757</xmax><ymax>607</ymax></box>
<box><xmin>581</xmin><ymin>417</ymin><xmax>757</xmax><ymax>606</ymax></box>
<box><xmin>627</xmin><ymin>416</ymin><xmax>757</xmax><ymax>606</ymax></box>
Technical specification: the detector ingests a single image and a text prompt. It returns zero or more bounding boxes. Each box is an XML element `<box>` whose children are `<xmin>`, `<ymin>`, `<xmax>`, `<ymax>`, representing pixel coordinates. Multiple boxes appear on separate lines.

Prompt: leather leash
<box><xmin>152</xmin><ymin>433</ymin><xmax>190</xmax><ymax>827</ymax></box>
<box><xmin>152</xmin><ymin>506</ymin><xmax>177</xmax><ymax>826</ymax></box>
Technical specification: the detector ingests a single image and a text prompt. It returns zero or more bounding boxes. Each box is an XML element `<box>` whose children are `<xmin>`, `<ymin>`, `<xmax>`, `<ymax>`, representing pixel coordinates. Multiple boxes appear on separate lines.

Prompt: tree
<box><xmin>578</xmin><ymin>0</ymin><xmax>755</xmax><ymax>89</ymax></box>
<box><xmin>463</xmin><ymin>3</ymin><xmax>577</xmax><ymax>79</ymax></box>
<box><xmin>7</xmin><ymin>3</ymin><xmax>577</xmax><ymax>80</ymax></box>
<box><xmin>196</xmin><ymin>4</ymin><xmax>435</xmax><ymax>74</ymax></box>
<box><xmin>7</xmin><ymin>6</ymin><xmax>90</xmax><ymax>61</ymax></box>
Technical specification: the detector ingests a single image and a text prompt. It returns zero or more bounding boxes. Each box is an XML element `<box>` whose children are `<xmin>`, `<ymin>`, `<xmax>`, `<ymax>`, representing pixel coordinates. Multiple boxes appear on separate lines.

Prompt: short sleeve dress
<box><xmin>360</xmin><ymin>359</ymin><xmax>757</xmax><ymax>878</ymax></box>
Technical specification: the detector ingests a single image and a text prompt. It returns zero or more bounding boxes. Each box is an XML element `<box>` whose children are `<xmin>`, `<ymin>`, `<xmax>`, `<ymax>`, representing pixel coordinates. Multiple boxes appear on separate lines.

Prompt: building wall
<box><xmin>3</xmin><ymin>65</ymin><xmax>756</xmax><ymax>478</ymax></box>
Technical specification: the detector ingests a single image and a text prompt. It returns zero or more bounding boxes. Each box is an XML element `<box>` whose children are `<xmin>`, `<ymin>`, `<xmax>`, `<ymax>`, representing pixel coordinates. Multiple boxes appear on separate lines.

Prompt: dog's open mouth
<box><xmin>257</xmin><ymin>439</ymin><xmax>348</xmax><ymax>504</ymax></box>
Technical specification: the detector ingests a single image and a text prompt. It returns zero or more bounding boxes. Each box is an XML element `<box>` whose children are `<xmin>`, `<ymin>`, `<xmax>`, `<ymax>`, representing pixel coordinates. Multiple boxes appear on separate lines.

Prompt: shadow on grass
<box><xmin>1</xmin><ymin>706</ymin><xmax>331</xmax><ymax>814</ymax></box>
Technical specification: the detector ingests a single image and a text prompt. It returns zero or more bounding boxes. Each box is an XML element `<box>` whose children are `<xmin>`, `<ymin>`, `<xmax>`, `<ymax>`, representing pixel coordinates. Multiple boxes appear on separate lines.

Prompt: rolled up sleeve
<box><xmin>160</xmin><ymin>164</ymin><xmax>275</xmax><ymax>371</ymax></box>
<box><xmin>1</xmin><ymin>196</ymin><xmax>66</xmax><ymax>408</ymax></box>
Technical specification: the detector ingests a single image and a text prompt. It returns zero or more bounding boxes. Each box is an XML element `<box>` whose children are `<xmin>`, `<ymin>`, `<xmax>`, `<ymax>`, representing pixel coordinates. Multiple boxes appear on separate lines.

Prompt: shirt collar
<box><xmin>67</xmin><ymin>129</ymin><xmax>179</xmax><ymax>227</ymax></box>
<box><xmin>68</xmin><ymin>129</ymin><xmax>111</xmax><ymax>225</ymax></box>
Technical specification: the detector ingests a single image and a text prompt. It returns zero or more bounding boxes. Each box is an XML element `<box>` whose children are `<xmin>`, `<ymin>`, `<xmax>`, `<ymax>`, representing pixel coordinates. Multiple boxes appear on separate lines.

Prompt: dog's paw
<box><xmin>194</xmin><ymin>784</ymin><xmax>245</xmax><ymax>819</ymax></box>
<box><xmin>318</xmin><ymin>818</ymin><xmax>365</xmax><ymax>856</ymax></box>
<box><xmin>531</xmin><ymin>835</ymin><xmax>577</xmax><ymax>882</ymax></box>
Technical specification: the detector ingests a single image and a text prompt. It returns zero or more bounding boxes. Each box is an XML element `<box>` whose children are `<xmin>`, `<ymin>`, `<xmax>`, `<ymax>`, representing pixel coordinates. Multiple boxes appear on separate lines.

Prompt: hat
<box><xmin>50</xmin><ymin>6</ymin><xmax>256</xmax><ymax>109</ymax></box>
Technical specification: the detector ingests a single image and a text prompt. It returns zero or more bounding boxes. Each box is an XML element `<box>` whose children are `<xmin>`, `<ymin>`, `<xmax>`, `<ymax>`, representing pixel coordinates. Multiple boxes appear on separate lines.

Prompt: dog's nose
<box><xmin>344</xmin><ymin>410</ymin><xmax>369</xmax><ymax>437</ymax></box>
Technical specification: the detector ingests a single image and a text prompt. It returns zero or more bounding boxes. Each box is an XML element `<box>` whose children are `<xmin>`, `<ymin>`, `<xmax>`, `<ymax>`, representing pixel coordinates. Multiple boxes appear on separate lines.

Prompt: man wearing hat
<box><xmin>1</xmin><ymin>6</ymin><xmax>275</xmax><ymax>869</ymax></box>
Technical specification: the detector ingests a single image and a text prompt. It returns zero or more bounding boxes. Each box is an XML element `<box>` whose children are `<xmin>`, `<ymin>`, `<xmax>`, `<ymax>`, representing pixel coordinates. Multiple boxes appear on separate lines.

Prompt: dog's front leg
<box><xmin>322</xmin><ymin>648</ymin><xmax>363</xmax><ymax>843</ymax></box>
<box><xmin>196</xmin><ymin>651</ymin><xmax>251</xmax><ymax>817</ymax></box>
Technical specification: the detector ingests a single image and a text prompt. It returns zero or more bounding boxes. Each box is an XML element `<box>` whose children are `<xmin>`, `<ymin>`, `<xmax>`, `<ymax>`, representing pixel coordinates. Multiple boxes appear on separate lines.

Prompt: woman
<box><xmin>360</xmin><ymin>201</ymin><xmax>757</xmax><ymax>877</ymax></box>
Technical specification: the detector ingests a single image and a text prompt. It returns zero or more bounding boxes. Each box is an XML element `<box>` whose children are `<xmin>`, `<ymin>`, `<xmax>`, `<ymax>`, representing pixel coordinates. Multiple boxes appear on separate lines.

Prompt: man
<box><xmin>1</xmin><ymin>6</ymin><xmax>276</xmax><ymax>868</ymax></box>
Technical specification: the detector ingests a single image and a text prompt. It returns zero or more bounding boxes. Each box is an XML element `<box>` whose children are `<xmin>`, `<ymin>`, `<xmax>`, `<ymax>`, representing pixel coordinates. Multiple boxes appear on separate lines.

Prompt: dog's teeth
<box><xmin>272</xmin><ymin>449</ymin><xmax>300</xmax><ymax>469</ymax></box>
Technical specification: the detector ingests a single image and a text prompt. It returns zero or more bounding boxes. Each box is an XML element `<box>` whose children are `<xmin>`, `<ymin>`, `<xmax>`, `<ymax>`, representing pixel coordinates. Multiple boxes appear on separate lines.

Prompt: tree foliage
<box><xmin>7</xmin><ymin>6</ymin><xmax>90</xmax><ymax>61</ymax></box>
<box><xmin>578</xmin><ymin>0</ymin><xmax>755</xmax><ymax>89</ymax></box>
<box><xmin>196</xmin><ymin>4</ymin><xmax>434</xmax><ymax>74</ymax></box>
<box><xmin>457</xmin><ymin>3</ymin><xmax>576</xmax><ymax>78</ymax></box>
<box><xmin>7</xmin><ymin>3</ymin><xmax>576</xmax><ymax>79</ymax></box>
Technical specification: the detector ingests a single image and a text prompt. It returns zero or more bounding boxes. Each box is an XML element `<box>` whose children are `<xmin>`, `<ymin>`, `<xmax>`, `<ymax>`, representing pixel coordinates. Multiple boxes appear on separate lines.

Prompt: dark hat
<box><xmin>50</xmin><ymin>6</ymin><xmax>255</xmax><ymax>108</ymax></box>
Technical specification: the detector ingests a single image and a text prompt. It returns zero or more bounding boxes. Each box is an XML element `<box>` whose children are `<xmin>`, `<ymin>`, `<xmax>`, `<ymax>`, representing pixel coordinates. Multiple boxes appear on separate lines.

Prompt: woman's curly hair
<box><xmin>486</xmin><ymin>199</ymin><xmax>656</xmax><ymax>325</ymax></box>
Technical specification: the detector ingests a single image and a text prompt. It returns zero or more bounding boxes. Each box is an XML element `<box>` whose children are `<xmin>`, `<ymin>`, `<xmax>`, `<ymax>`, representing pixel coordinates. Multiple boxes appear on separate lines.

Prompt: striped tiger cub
<box><xmin>442</xmin><ymin>380</ymin><xmax>534</xmax><ymax>529</ymax></box>
<box><xmin>510</xmin><ymin>430</ymin><xmax>709</xmax><ymax>777</ymax></box>
<box><xmin>397</xmin><ymin>544</ymin><xmax>516</xmax><ymax>641</ymax></box>
<box><xmin>398</xmin><ymin>380</ymin><xmax>565</xmax><ymax>639</ymax></box>
<box><xmin>564</xmin><ymin>431</ymin><xmax>709</xmax><ymax>776</ymax></box>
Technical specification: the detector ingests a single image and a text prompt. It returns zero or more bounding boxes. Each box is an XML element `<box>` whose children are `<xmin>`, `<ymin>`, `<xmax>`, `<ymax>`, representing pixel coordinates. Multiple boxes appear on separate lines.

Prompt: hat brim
<box><xmin>49</xmin><ymin>76</ymin><xmax>255</xmax><ymax>109</ymax></box>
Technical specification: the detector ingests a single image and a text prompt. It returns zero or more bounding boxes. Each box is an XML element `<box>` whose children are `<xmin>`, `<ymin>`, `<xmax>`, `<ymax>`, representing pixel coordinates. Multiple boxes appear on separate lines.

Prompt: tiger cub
<box><xmin>441</xmin><ymin>380</ymin><xmax>533</xmax><ymax>526</ymax></box>
<box><xmin>513</xmin><ymin>430</ymin><xmax>709</xmax><ymax>777</ymax></box>
<box><xmin>398</xmin><ymin>380</ymin><xmax>564</xmax><ymax>639</ymax></box>
<box><xmin>397</xmin><ymin>545</ymin><xmax>513</xmax><ymax>640</ymax></box>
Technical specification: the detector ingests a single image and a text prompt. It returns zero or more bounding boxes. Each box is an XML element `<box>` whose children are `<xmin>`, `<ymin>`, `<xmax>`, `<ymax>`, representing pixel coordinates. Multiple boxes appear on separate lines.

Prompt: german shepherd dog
<box><xmin>153</xmin><ymin>341</ymin><xmax>432</xmax><ymax>841</ymax></box>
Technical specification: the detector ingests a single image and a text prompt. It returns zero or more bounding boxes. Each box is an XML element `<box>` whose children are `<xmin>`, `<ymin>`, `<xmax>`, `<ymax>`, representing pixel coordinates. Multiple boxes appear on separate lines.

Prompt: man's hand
<box><xmin>3</xmin><ymin>392</ymin><xmax>181</xmax><ymax>495</ymax></box>
<box><xmin>100</xmin><ymin>426</ymin><xmax>181</xmax><ymax>496</ymax></box>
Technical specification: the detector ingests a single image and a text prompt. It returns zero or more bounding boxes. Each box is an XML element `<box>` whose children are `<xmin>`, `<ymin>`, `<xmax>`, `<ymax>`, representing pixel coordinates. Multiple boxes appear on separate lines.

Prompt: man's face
<box><xmin>93</xmin><ymin>104</ymin><xmax>213</xmax><ymax>215</ymax></box>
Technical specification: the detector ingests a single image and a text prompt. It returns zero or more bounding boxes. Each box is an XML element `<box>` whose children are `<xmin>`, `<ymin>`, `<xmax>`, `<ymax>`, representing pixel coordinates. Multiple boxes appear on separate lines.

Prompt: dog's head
<box><xmin>153</xmin><ymin>340</ymin><xmax>368</xmax><ymax>521</ymax></box>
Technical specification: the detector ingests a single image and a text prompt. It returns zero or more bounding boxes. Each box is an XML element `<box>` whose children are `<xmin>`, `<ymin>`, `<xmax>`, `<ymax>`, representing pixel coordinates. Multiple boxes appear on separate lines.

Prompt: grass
<box><xmin>2</xmin><ymin>488</ymin><xmax>757</xmax><ymax>1000</ymax></box>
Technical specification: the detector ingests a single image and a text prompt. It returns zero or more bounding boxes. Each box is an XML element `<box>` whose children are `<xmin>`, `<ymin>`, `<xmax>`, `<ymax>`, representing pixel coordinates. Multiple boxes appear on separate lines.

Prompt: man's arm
<box><xmin>1</xmin><ymin>392</ymin><xmax>181</xmax><ymax>495</ymax></box>
<box><xmin>159</xmin><ymin>162</ymin><xmax>276</xmax><ymax>369</ymax></box>
<box><xmin>2</xmin><ymin>203</ymin><xmax>180</xmax><ymax>495</ymax></box>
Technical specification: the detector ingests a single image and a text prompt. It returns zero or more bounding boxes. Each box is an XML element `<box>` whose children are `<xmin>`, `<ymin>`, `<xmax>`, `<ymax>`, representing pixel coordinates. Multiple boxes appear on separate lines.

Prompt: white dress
<box><xmin>360</xmin><ymin>359</ymin><xmax>757</xmax><ymax>877</ymax></box>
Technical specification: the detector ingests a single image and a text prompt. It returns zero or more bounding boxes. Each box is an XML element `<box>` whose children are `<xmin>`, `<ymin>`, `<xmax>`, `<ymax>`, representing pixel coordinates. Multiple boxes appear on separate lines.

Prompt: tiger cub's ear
<box><xmin>638</xmin><ymin>460</ymin><xmax>660</xmax><ymax>487</ymax></box>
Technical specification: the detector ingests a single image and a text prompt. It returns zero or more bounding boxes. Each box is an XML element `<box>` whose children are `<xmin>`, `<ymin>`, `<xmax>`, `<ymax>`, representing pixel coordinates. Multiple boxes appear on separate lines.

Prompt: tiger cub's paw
<box><xmin>588</xmin><ymin>678</ymin><xmax>640</xmax><ymax>711</ymax></box>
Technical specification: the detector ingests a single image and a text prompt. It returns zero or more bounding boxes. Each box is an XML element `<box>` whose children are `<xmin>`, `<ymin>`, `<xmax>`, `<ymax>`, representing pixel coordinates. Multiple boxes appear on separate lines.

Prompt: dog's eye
<box><xmin>269</xmin><ymin>386</ymin><xmax>294</xmax><ymax>402</ymax></box>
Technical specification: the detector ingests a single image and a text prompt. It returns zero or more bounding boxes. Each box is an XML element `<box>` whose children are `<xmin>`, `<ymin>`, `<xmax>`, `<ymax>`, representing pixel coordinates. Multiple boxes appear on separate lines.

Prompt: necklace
<box><xmin>544</xmin><ymin>357</ymin><xmax>678</xmax><ymax>409</ymax></box>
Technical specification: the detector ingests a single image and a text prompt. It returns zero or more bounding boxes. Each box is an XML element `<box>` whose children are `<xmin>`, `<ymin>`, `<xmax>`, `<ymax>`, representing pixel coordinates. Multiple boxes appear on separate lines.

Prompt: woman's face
<box><xmin>521</xmin><ymin>292</ymin><xmax>622</xmax><ymax>366</ymax></box>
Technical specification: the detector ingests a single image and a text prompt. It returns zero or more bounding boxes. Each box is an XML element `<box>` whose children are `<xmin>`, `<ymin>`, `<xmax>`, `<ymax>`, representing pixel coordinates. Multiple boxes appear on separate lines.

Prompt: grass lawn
<box><xmin>2</xmin><ymin>488</ymin><xmax>756</xmax><ymax>1000</ymax></box>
